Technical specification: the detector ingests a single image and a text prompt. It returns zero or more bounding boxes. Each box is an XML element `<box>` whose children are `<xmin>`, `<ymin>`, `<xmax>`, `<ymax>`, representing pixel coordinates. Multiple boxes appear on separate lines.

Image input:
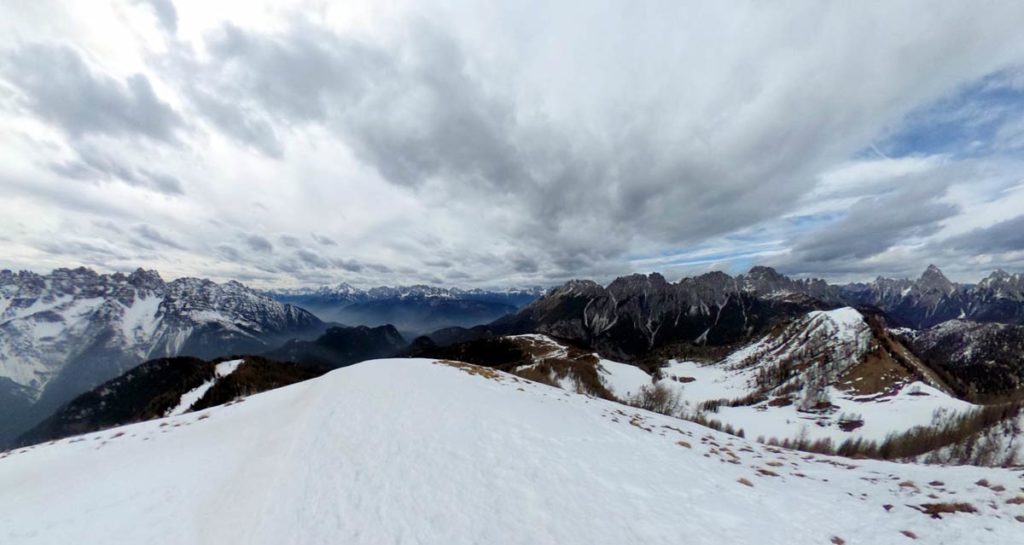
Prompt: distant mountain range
<box><xmin>5</xmin><ymin>263</ymin><xmax>1024</xmax><ymax>450</ymax></box>
<box><xmin>267</xmin><ymin>283</ymin><xmax>546</xmax><ymax>336</ymax></box>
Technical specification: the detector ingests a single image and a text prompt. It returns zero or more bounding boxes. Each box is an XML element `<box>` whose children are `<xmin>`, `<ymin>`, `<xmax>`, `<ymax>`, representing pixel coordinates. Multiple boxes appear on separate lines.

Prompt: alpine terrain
<box><xmin>0</xmin><ymin>267</ymin><xmax>324</xmax><ymax>444</ymax></box>
<box><xmin>2</xmin><ymin>358</ymin><xmax>1022</xmax><ymax>544</ymax></box>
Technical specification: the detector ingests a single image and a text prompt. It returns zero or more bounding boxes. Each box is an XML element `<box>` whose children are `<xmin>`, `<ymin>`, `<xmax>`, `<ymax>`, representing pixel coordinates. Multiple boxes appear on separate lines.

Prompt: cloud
<box><xmin>131</xmin><ymin>0</ymin><xmax>177</xmax><ymax>34</ymax></box>
<box><xmin>133</xmin><ymin>224</ymin><xmax>185</xmax><ymax>250</ymax></box>
<box><xmin>49</xmin><ymin>146</ymin><xmax>185</xmax><ymax>195</ymax></box>
<box><xmin>790</xmin><ymin>190</ymin><xmax>959</xmax><ymax>263</ymax></box>
<box><xmin>168</xmin><ymin>8</ymin><xmax>1024</xmax><ymax>275</ymax></box>
<box><xmin>942</xmin><ymin>215</ymin><xmax>1024</xmax><ymax>254</ymax></box>
<box><xmin>311</xmin><ymin>233</ymin><xmax>337</xmax><ymax>246</ymax></box>
<box><xmin>2</xmin><ymin>43</ymin><xmax>182</xmax><ymax>141</ymax></box>
<box><xmin>296</xmin><ymin>249</ymin><xmax>330</xmax><ymax>269</ymax></box>
<box><xmin>242</xmin><ymin>234</ymin><xmax>274</xmax><ymax>253</ymax></box>
<box><xmin>3</xmin><ymin>1</ymin><xmax>1024</xmax><ymax>287</ymax></box>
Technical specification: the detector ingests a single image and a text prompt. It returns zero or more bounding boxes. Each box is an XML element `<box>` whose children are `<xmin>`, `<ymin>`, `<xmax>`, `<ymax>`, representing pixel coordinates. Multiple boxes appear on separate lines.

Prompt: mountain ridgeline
<box><xmin>491</xmin><ymin>265</ymin><xmax>1024</xmax><ymax>360</ymax></box>
<box><xmin>268</xmin><ymin>284</ymin><xmax>545</xmax><ymax>336</ymax></box>
<box><xmin>5</xmin><ymin>263</ymin><xmax>1024</xmax><ymax>450</ymax></box>
<box><xmin>0</xmin><ymin>267</ymin><xmax>326</xmax><ymax>445</ymax></box>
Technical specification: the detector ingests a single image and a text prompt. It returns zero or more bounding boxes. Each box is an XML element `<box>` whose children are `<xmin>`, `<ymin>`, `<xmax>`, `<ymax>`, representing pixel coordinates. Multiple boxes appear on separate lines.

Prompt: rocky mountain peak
<box><xmin>128</xmin><ymin>268</ymin><xmax>165</xmax><ymax>290</ymax></box>
<box><xmin>917</xmin><ymin>264</ymin><xmax>955</xmax><ymax>294</ymax></box>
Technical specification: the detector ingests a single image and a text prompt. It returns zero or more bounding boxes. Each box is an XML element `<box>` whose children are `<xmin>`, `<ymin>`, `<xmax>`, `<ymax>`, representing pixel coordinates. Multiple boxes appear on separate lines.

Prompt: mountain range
<box><xmin>268</xmin><ymin>283</ymin><xmax>545</xmax><ymax>336</ymax></box>
<box><xmin>0</xmin><ymin>267</ymin><xmax>325</xmax><ymax>444</ymax></box>
<box><xmin>4</xmin><ymin>263</ymin><xmax>1024</xmax><ymax>452</ymax></box>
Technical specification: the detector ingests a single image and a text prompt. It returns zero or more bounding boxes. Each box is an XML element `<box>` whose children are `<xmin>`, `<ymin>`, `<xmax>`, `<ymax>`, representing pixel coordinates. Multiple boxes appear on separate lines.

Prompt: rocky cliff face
<box><xmin>902</xmin><ymin>319</ymin><xmax>1024</xmax><ymax>399</ymax></box>
<box><xmin>841</xmin><ymin>266</ymin><xmax>1024</xmax><ymax>328</ymax></box>
<box><xmin>504</xmin><ymin>270</ymin><xmax>828</xmax><ymax>361</ymax></box>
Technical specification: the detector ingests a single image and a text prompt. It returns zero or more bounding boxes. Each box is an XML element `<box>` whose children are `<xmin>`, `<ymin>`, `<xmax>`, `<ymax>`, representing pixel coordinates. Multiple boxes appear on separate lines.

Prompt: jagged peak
<box><xmin>127</xmin><ymin>268</ymin><xmax>164</xmax><ymax>288</ymax></box>
<box><xmin>745</xmin><ymin>265</ymin><xmax>785</xmax><ymax>280</ymax></box>
<box><xmin>549</xmin><ymin>278</ymin><xmax>603</xmax><ymax>296</ymax></box>
<box><xmin>608</xmin><ymin>272</ymin><xmax>668</xmax><ymax>287</ymax></box>
<box><xmin>920</xmin><ymin>264</ymin><xmax>947</xmax><ymax>280</ymax></box>
<box><xmin>917</xmin><ymin>264</ymin><xmax>954</xmax><ymax>293</ymax></box>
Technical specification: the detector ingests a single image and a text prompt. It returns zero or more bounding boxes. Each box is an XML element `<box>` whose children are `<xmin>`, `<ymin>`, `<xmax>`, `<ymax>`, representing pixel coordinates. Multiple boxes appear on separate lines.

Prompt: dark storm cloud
<box><xmin>49</xmin><ymin>147</ymin><xmax>185</xmax><ymax>195</ymax></box>
<box><xmin>942</xmin><ymin>214</ymin><xmax>1024</xmax><ymax>254</ymax></box>
<box><xmin>3</xmin><ymin>43</ymin><xmax>182</xmax><ymax>141</ymax></box>
<box><xmin>132</xmin><ymin>0</ymin><xmax>178</xmax><ymax>34</ymax></box>
<box><xmin>242</xmin><ymin>234</ymin><xmax>274</xmax><ymax>253</ymax></box>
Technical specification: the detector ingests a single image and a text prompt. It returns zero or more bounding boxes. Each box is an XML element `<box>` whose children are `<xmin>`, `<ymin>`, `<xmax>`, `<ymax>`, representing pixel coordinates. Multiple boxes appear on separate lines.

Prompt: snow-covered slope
<box><xmin>661</xmin><ymin>308</ymin><xmax>974</xmax><ymax>444</ymax></box>
<box><xmin>1</xmin><ymin>358</ymin><xmax>1021</xmax><ymax>544</ymax></box>
<box><xmin>507</xmin><ymin>310</ymin><xmax>981</xmax><ymax>451</ymax></box>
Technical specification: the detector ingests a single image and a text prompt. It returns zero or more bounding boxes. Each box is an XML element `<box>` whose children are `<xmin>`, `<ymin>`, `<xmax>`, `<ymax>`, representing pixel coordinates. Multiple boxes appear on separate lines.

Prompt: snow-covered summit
<box><xmin>1</xmin><ymin>358</ymin><xmax>1020</xmax><ymax>544</ymax></box>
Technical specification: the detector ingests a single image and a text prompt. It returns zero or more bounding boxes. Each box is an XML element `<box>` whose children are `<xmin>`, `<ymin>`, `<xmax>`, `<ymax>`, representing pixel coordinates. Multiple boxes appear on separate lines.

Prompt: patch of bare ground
<box><xmin>836</xmin><ymin>348</ymin><xmax>913</xmax><ymax>397</ymax></box>
<box><xmin>898</xmin><ymin>481</ymin><xmax>919</xmax><ymax>493</ymax></box>
<box><xmin>900</xmin><ymin>530</ymin><xmax>918</xmax><ymax>539</ymax></box>
<box><xmin>830</xmin><ymin>536</ymin><xmax>846</xmax><ymax>545</ymax></box>
<box><xmin>913</xmin><ymin>502</ymin><xmax>978</xmax><ymax>519</ymax></box>
<box><xmin>737</xmin><ymin>477</ymin><xmax>754</xmax><ymax>487</ymax></box>
<box><xmin>434</xmin><ymin>360</ymin><xmax>504</xmax><ymax>381</ymax></box>
<box><xmin>1006</xmin><ymin>495</ymin><xmax>1024</xmax><ymax>505</ymax></box>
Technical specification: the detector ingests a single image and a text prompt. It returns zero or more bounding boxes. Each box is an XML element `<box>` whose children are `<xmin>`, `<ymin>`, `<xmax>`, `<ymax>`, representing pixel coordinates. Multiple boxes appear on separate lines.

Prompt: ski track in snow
<box><xmin>1</xmin><ymin>358</ymin><xmax>1022</xmax><ymax>545</ymax></box>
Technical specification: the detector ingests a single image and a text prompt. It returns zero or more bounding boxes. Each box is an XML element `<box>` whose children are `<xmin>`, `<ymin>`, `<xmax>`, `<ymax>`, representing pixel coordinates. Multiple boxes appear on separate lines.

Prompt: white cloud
<box><xmin>1</xmin><ymin>0</ymin><xmax>1024</xmax><ymax>287</ymax></box>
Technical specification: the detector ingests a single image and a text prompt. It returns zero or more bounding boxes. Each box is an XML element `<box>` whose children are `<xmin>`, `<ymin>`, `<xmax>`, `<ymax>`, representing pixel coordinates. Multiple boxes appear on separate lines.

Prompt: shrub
<box><xmin>626</xmin><ymin>384</ymin><xmax>682</xmax><ymax>416</ymax></box>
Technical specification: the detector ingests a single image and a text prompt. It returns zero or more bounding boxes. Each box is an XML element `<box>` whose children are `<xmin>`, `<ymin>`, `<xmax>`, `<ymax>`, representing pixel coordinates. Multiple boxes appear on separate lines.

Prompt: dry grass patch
<box><xmin>676</xmin><ymin>440</ymin><xmax>691</xmax><ymax>449</ymax></box>
<box><xmin>915</xmin><ymin>502</ymin><xmax>978</xmax><ymax>519</ymax></box>
<box><xmin>737</xmin><ymin>477</ymin><xmax>754</xmax><ymax>487</ymax></box>
<box><xmin>1006</xmin><ymin>495</ymin><xmax>1024</xmax><ymax>505</ymax></box>
<box><xmin>898</xmin><ymin>480</ymin><xmax>919</xmax><ymax>491</ymax></box>
<box><xmin>435</xmin><ymin>360</ymin><xmax>504</xmax><ymax>381</ymax></box>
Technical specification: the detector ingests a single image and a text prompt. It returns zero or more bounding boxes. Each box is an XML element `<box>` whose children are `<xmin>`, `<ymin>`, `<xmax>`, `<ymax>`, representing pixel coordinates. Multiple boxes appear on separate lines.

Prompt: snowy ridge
<box><xmin>660</xmin><ymin>308</ymin><xmax>976</xmax><ymax>444</ymax></box>
<box><xmin>269</xmin><ymin>283</ymin><xmax>547</xmax><ymax>302</ymax></box>
<box><xmin>166</xmin><ymin>359</ymin><xmax>244</xmax><ymax>416</ymax></box>
<box><xmin>1</xmin><ymin>358</ymin><xmax>1021</xmax><ymax>544</ymax></box>
<box><xmin>509</xmin><ymin>310</ymin><xmax>982</xmax><ymax>449</ymax></box>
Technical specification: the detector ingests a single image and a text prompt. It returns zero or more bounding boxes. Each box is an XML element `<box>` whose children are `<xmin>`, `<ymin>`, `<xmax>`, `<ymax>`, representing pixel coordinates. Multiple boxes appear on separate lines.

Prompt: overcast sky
<box><xmin>1</xmin><ymin>1</ymin><xmax>1023</xmax><ymax>288</ymax></box>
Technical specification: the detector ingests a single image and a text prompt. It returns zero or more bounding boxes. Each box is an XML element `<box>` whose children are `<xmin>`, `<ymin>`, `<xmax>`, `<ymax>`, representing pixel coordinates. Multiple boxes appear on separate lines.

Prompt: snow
<box><xmin>654</xmin><ymin>308</ymin><xmax>976</xmax><ymax>444</ymax></box>
<box><xmin>596</xmin><ymin>359</ymin><xmax>653</xmax><ymax>399</ymax></box>
<box><xmin>1</xmin><ymin>358</ymin><xmax>1021</xmax><ymax>544</ymax></box>
<box><xmin>658</xmin><ymin>359</ymin><xmax>977</xmax><ymax>442</ymax></box>
<box><xmin>696</xmin><ymin>381</ymin><xmax>973</xmax><ymax>443</ymax></box>
<box><xmin>166</xmin><ymin>359</ymin><xmax>245</xmax><ymax>416</ymax></box>
<box><xmin>119</xmin><ymin>297</ymin><xmax>162</xmax><ymax>342</ymax></box>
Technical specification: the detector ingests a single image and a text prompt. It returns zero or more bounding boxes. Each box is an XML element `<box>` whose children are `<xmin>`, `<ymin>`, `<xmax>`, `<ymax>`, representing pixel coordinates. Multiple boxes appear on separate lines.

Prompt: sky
<box><xmin>1</xmin><ymin>0</ymin><xmax>1023</xmax><ymax>288</ymax></box>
